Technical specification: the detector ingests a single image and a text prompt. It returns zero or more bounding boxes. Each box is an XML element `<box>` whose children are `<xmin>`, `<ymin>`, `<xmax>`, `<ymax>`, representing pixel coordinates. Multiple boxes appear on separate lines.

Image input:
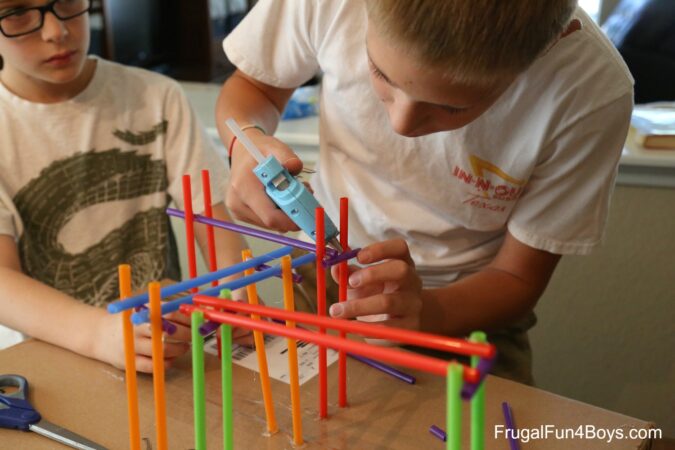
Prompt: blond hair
<box><xmin>365</xmin><ymin>0</ymin><xmax>577</xmax><ymax>84</ymax></box>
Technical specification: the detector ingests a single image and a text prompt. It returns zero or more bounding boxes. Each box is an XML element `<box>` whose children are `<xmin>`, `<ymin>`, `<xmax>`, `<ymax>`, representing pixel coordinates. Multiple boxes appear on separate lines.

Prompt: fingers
<box><xmin>329</xmin><ymin>292</ymin><xmax>421</xmax><ymax>320</ymax></box>
<box><xmin>357</xmin><ymin>239</ymin><xmax>415</xmax><ymax>266</ymax></box>
<box><xmin>348</xmin><ymin>259</ymin><xmax>421</xmax><ymax>293</ymax></box>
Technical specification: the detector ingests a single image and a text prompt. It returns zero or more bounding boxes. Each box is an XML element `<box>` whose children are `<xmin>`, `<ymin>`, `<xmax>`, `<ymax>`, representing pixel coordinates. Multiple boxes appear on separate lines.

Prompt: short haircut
<box><xmin>365</xmin><ymin>0</ymin><xmax>577</xmax><ymax>85</ymax></box>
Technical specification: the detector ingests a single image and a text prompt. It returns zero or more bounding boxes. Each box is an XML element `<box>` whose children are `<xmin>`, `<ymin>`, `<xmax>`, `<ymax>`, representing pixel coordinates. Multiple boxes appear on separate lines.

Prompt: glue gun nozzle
<box><xmin>328</xmin><ymin>237</ymin><xmax>343</xmax><ymax>253</ymax></box>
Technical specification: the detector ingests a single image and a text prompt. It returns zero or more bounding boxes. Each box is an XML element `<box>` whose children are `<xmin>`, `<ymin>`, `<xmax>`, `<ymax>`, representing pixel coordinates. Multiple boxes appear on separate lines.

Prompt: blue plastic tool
<box><xmin>0</xmin><ymin>374</ymin><xmax>108</xmax><ymax>449</ymax></box>
<box><xmin>226</xmin><ymin>119</ymin><xmax>342</xmax><ymax>252</ymax></box>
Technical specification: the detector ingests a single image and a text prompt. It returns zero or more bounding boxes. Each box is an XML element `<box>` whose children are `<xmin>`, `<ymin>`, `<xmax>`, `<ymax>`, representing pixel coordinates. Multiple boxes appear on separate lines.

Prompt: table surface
<box><xmin>0</xmin><ymin>339</ymin><xmax>653</xmax><ymax>449</ymax></box>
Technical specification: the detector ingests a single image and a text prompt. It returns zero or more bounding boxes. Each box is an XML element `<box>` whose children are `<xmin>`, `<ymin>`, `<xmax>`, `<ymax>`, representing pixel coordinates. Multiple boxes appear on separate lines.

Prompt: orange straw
<box><xmin>338</xmin><ymin>197</ymin><xmax>349</xmax><ymax>407</ymax></box>
<box><xmin>149</xmin><ymin>281</ymin><xmax>168</xmax><ymax>450</ymax></box>
<box><xmin>119</xmin><ymin>265</ymin><xmax>141</xmax><ymax>450</ymax></box>
<box><xmin>242</xmin><ymin>249</ymin><xmax>278</xmax><ymax>434</ymax></box>
<box><xmin>282</xmin><ymin>255</ymin><xmax>303</xmax><ymax>446</ymax></box>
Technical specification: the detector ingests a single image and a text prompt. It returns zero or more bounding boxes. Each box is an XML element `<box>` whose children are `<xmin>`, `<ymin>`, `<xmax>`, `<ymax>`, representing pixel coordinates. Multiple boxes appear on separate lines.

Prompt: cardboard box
<box><xmin>0</xmin><ymin>340</ymin><xmax>654</xmax><ymax>449</ymax></box>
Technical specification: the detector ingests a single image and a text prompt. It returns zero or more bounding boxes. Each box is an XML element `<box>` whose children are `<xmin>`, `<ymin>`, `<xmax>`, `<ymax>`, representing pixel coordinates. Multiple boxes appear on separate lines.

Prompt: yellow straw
<box><xmin>149</xmin><ymin>281</ymin><xmax>168</xmax><ymax>450</ymax></box>
<box><xmin>282</xmin><ymin>255</ymin><xmax>303</xmax><ymax>446</ymax></box>
<box><xmin>118</xmin><ymin>265</ymin><xmax>141</xmax><ymax>450</ymax></box>
<box><xmin>242</xmin><ymin>249</ymin><xmax>278</xmax><ymax>434</ymax></box>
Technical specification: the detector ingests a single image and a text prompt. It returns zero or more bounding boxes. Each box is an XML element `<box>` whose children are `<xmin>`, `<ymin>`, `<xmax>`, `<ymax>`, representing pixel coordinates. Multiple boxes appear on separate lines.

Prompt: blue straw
<box><xmin>131</xmin><ymin>252</ymin><xmax>316</xmax><ymax>325</ymax></box>
<box><xmin>108</xmin><ymin>246</ymin><xmax>294</xmax><ymax>313</ymax></box>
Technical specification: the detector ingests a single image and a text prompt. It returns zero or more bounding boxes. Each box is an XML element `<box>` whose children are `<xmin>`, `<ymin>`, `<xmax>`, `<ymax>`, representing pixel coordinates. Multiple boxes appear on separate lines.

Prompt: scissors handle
<box><xmin>0</xmin><ymin>374</ymin><xmax>41</xmax><ymax>430</ymax></box>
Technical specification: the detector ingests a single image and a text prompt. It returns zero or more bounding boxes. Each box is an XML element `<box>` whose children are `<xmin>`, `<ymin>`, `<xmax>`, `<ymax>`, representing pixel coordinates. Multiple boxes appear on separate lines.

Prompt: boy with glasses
<box><xmin>0</xmin><ymin>0</ymin><xmax>249</xmax><ymax>372</ymax></box>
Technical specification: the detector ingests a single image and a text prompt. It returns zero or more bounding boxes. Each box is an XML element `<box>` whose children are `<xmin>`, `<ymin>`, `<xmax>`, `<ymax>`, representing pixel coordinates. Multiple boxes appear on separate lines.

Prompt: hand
<box><xmin>92</xmin><ymin>310</ymin><xmax>191</xmax><ymax>373</ymax></box>
<box><xmin>226</xmin><ymin>132</ymin><xmax>305</xmax><ymax>232</ymax></box>
<box><xmin>328</xmin><ymin>239</ymin><xmax>423</xmax><ymax>331</ymax></box>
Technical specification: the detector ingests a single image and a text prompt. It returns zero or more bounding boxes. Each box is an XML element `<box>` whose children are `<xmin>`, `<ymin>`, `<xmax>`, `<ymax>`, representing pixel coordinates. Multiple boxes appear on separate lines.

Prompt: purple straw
<box><xmin>429</xmin><ymin>424</ymin><xmax>446</xmax><ymax>442</ymax></box>
<box><xmin>199</xmin><ymin>320</ymin><xmax>220</xmax><ymax>337</ymax></box>
<box><xmin>349</xmin><ymin>353</ymin><xmax>416</xmax><ymax>384</ymax></box>
<box><xmin>321</xmin><ymin>247</ymin><xmax>361</xmax><ymax>268</ymax></box>
<box><xmin>166</xmin><ymin>208</ymin><xmax>337</xmax><ymax>258</ymax></box>
<box><xmin>461</xmin><ymin>356</ymin><xmax>495</xmax><ymax>400</ymax></box>
<box><xmin>256</xmin><ymin>263</ymin><xmax>303</xmax><ymax>283</ymax></box>
<box><xmin>135</xmin><ymin>305</ymin><xmax>177</xmax><ymax>335</ymax></box>
<box><xmin>502</xmin><ymin>401</ymin><xmax>521</xmax><ymax>450</ymax></box>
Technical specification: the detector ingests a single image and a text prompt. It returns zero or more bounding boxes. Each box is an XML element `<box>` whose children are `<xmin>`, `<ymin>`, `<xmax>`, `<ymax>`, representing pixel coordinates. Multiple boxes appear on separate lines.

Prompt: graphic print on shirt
<box><xmin>452</xmin><ymin>155</ymin><xmax>526</xmax><ymax>213</ymax></box>
<box><xmin>13</xmin><ymin>121</ymin><xmax>180</xmax><ymax>306</ymax></box>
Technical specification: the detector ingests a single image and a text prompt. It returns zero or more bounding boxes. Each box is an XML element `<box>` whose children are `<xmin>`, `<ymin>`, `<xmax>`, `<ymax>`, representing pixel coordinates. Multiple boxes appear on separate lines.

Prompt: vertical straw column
<box><xmin>470</xmin><ymin>331</ymin><xmax>487</xmax><ymax>450</ymax></box>
<box><xmin>221</xmin><ymin>323</ymin><xmax>234</xmax><ymax>450</ymax></box>
<box><xmin>191</xmin><ymin>310</ymin><xmax>207</xmax><ymax>450</ymax></box>
<box><xmin>338</xmin><ymin>197</ymin><xmax>349</xmax><ymax>407</ymax></box>
<box><xmin>201</xmin><ymin>170</ymin><xmax>219</xmax><ymax>287</ymax></box>
<box><xmin>315</xmin><ymin>207</ymin><xmax>328</xmax><ymax>418</ymax></box>
<box><xmin>282</xmin><ymin>255</ymin><xmax>304</xmax><ymax>446</ymax></box>
<box><xmin>149</xmin><ymin>282</ymin><xmax>168</xmax><ymax>450</ymax></box>
<box><xmin>242</xmin><ymin>250</ymin><xmax>278</xmax><ymax>435</ymax></box>
<box><xmin>446</xmin><ymin>362</ymin><xmax>463</xmax><ymax>450</ymax></box>
<box><xmin>118</xmin><ymin>265</ymin><xmax>141</xmax><ymax>450</ymax></box>
<box><xmin>182</xmin><ymin>175</ymin><xmax>198</xmax><ymax>293</ymax></box>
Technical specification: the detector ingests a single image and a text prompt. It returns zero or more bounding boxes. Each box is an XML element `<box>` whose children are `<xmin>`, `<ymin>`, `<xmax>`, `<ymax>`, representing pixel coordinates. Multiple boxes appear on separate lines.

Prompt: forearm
<box><xmin>215</xmin><ymin>70</ymin><xmax>294</xmax><ymax>146</ymax></box>
<box><xmin>0</xmin><ymin>266</ymin><xmax>105</xmax><ymax>358</ymax></box>
<box><xmin>420</xmin><ymin>268</ymin><xmax>545</xmax><ymax>336</ymax></box>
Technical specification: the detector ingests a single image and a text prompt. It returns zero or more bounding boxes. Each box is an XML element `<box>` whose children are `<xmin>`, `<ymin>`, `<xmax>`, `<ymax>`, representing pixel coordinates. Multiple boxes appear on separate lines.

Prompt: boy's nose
<box><xmin>387</xmin><ymin>96</ymin><xmax>425</xmax><ymax>137</ymax></box>
<box><xmin>41</xmin><ymin>11</ymin><xmax>69</xmax><ymax>42</ymax></box>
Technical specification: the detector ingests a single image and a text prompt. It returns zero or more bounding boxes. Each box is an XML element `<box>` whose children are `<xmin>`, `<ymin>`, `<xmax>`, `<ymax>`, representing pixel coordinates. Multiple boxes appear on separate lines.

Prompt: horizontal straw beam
<box><xmin>132</xmin><ymin>252</ymin><xmax>317</xmax><ymax>325</ymax></box>
<box><xmin>182</xmin><ymin>306</ymin><xmax>478</xmax><ymax>382</ymax></box>
<box><xmin>108</xmin><ymin>246</ymin><xmax>294</xmax><ymax>313</ymax></box>
<box><xmin>167</xmin><ymin>208</ymin><xmax>337</xmax><ymax>258</ymax></box>
<box><xmin>321</xmin><ymin>247</ymin><xmax>361</xmax><ymax>268</ymax></box>
<box><xmin>192</xmin><ymin>296</ymin><xmax>495</xmax><ymax>359</ymax></box>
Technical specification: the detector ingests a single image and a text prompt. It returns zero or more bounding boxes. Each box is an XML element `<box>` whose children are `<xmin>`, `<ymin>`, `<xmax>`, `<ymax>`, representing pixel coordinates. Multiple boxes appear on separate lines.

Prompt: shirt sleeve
<box><xmin>162</xmin><ymin>81</ymin><xmax>229</xmax><ymax>215</ymax></box>
<box><xmin>508</xmin><ymin>93</ymin><xmax>633</xmax><ymax>255</ymax></box>
<box><xmin>223</xmin><ymin>0</ymin><xmax>322</xmax><ymax>88</ymax></box>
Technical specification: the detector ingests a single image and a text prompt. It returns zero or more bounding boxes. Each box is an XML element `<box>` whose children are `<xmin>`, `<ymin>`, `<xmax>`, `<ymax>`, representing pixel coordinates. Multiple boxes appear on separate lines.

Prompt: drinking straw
<box><xmin>429</xmin><ymin>424</ymin><xmax>446</xmax><ymax>442</ymax></box>
<box><xmin>149</xmin><ymin>282</ymin><xmax>168</xmax><ymax>450</ymax></box>
<box><xmin>183</xmin><ymin>304</ymin><xmax>473</xmax><ymax>380</ymax></box>
<box><xmin>447</xmin><ymin>362</ymin><xmax>463</xmax><ymax>450</ymax></box>
<box><xmin>192</xmin><ymin>296</ymin><xmax>494</xmax><ymax>364</ymax></box>
<box><xmin>315</xmin><ymin>207</ymin><xmax>328</xmax><ymax>418</ymax></box>
<box><xmin>191</xmin><ymin>310</ymin><xmax>206</xmax><ymax>450</ymax></box>
<box><xmin>243</xmin><ymin>250</ymin><xmax>278</xmax><ymax>435</ymax></box>
<box><xmin>461</xmin><ymin>356</ymin><xmax>495</xmax><ymax>400</ymax></box>
<box><xmin>338</xmin><ymin>197</ymin><xmax>349</xmax><ymax>407</ymax></box>
<box><xmin>322</xmin><ymin>247</ymin><xmax>360</xmax><ymax>268</ymax></box>
<box><xmin>256</xmin><ymin>263</ymin><xmax>303</xmax><ymax>283</ymax></box>
<box><xmin>182</xmin><ymin>176</ymin><xmax>198</xmax><ymax>293</ymax></box>
<box><xmin>109</xmin><ymin>246</ymin><xmax>293</xmax><ymax>313</ymax></box>
<box><xmin>130</xmin><ymin>252</ymin><xmax>316</xmax><ymax>324</ymax></box>
<box><xmin>118</xmin><ymin>265</ymin><xmax>140</xmax><ymax>450</ymax></box>
<box><xmin>348</xmin><ymin>353</ymin><xmax>416</xmax><ymax>384</ymax></box>
<box><xmin>222</xmin><ymin>323</ymin><xmax>233</xmax><ymax>450</ymax></box>
<box><xmin>282</xmin><ymin>255</ymin><xmax>303</xmax><ymax>445</ymax></box>
<box><xmin>470</xmin><ymin>332</ymin><xmax>486</xmax><ymax>450</ymax></box>
<box><xmin>166</xmin><ymin>208</ymin><xmax>337</xmax><ymax>257</ymax></box>
<box><xmin>502</xmin><ymin>401</ymin><xmax>521</xmax><ymax>450</ymax></box>
<box><xmin>201</xmin><ymin>170</ymin><xmax>218</xmax><ymax>287</ymax></box>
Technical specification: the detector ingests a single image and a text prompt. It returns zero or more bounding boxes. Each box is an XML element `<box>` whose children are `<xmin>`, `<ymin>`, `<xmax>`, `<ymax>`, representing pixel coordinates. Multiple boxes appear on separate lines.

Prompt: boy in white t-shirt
<box><xmin>215</xmin><ymin>0</ymin><xmax>633</xmax><ymax>383</ymax></box>
<box><xmin>0</xmin><ymin>0</ymin><xmax>248</xmax><ymax>372</ymax></box>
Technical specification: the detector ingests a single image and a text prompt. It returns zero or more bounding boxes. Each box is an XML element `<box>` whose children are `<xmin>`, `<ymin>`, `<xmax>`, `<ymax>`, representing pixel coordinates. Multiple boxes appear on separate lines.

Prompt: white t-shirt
<box><xmin>0</xmin><ymin>57</ymin><xmax>227</xmax><ymax>306</ymax></box>
<box><xmin>224</xmin><ymin>0</ymin><xmax>633</xmax><ymax>287</ymax></box>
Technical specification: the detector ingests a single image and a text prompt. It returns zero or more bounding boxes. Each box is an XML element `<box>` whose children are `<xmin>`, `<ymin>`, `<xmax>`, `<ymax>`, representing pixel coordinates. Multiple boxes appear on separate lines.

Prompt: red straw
<box><xmin>193</xmin><ymin>295</ymin><xmax>494</xmax><ymax>360</ymax></box>
<box><xmin>182</xmin><ymin>305</ymin><xmax>477</xmax><ymax>382</ymax></box>
<box><xmin>201</xmin><ymin>170</ymin><xmax>218</xmax><ymax>287</ymax></box>
<box><xmin>315</xmin><ymin>207</ymin><xmax>328</xmax><ymax>418</ymax></box>
<box><xmin>338</xmin><ymin>197</ymin><xmax>349</xmax><ymax>407</ymax></box>
<box><xmin>182</xmin><ymin>175</ymin><xmax>198</xmax><ymax>293</ymax></box>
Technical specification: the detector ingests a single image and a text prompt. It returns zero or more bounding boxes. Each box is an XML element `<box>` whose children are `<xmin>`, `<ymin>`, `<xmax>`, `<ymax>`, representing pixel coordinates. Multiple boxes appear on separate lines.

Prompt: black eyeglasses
<box><xmin>0</xmin><ymin>0</ymin><xmax>90</xmax><ymax>38</ymax></box>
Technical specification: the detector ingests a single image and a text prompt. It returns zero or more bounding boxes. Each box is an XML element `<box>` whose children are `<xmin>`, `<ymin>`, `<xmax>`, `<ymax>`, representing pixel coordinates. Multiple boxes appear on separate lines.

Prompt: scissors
<box><xmin>0</xmin><ymin>374</ymin><xmax>108</xmax><ymax>449</ymax></box>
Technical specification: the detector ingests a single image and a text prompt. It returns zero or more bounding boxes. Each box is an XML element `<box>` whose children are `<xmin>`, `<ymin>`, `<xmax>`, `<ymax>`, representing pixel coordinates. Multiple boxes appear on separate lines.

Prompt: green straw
<box><xmin>221</xmin><ymin>323</ymin><xmax>233</xmax><ymax>450</ymax></box>
<box><xmin>470</xmin><ymin>331</ymin><xmax>487</xmax><ymax>450</ymax></box>
<box><xmin>447</xmin><ymin>362</ymin><xmax>463</xmax><ymax>450</ymax></box>
<box><xmin>191</xmin><ymin>311</ymin><xmax>206</xmax><ymax>450</ymax></box>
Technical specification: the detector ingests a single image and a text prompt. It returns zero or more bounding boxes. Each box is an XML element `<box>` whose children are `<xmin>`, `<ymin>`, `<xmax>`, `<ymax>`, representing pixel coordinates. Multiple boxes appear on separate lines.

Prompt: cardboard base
<box><xmin>0</xmin><ymin>340</ymin><xmax>653</xmax><ymax>449</ymax></box>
